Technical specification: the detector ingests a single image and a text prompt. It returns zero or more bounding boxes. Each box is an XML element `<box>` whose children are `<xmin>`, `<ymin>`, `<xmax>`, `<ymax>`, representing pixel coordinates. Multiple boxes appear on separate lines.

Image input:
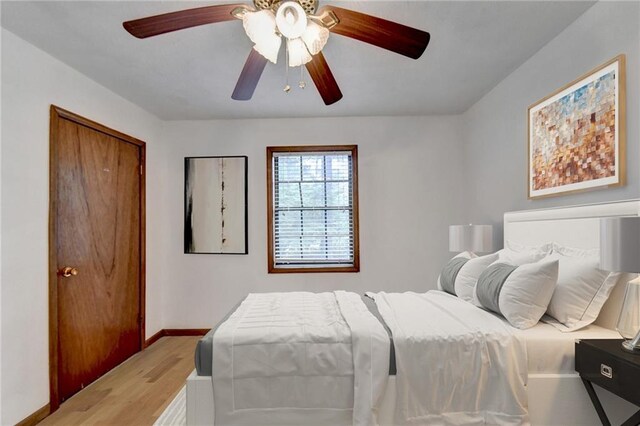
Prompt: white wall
<box><xmin>463</xmin><ymin>1</ymin><xmax>640</xmax><ymax>245</ymax></box>
<box><xmin>159</xmin><ymin>116</ymin><xmax>467</xmax><ymax>328</ymax></box>
<box><xmin>0</xmin><ymin>30</ymin><xmax>164</xmax><ymax>425</ymax></box>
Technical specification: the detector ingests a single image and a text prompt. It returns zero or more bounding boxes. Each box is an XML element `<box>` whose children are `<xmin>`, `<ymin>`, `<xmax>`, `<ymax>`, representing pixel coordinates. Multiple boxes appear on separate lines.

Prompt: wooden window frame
<box><xmin>266</xmin><ymin>145</ymin><xmax>360</xmax><ymax>274</ymax></box>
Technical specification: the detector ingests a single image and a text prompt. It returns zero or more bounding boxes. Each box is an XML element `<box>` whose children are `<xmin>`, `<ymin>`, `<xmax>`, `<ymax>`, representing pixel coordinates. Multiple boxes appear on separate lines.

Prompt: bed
<box><xmin>194</xmin><ymin>295</ymin><xmax>397</xmax><ymax>377</ymax></box>
<box><xmin>186</xmin><ymin>200</ymin><xmax>640</xmax><ymax>425</ymax></box>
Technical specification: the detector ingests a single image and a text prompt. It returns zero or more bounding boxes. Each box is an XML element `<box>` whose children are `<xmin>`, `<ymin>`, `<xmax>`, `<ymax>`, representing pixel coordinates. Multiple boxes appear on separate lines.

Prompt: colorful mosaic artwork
<box><xmin>530</xmin><ymin>67</ymin><xmax>619</xmax><ymax>196</ymax></box>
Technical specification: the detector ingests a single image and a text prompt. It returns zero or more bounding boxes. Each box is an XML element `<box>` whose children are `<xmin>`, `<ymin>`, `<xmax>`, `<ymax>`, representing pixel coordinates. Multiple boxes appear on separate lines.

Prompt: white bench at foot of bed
<box><xmin>185</xmin><ymin>371</ymin><xmax>637</xmax><ymax>426</ymax></box>
<box><xmin>186</xmin><ymin>371</ymin><xmax>214</xmax><ymax>426</ymax></box>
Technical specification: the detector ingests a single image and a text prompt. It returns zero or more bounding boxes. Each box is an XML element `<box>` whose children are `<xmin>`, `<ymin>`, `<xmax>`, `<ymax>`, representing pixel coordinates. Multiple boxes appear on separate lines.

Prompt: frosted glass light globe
<box><xmin>302</xmin><ymin>20</ymin><xmax>329</xmax><ymax>55</ymax></box>
<box><xmin>254</xmin><ymin>33</ymin><xmax>282</xmax><ymax>64</ymax></box>
<box><xmin>242</xmin><ymin>10</ymin><xmax>277</xmax><ymax>44</ymax></box>
<box><xmin>287</xmin><ymin>38</ymin><xmax>312</xmax><ymax>67</ymax></box>
<box><xmin>276</xmin><ymin>1</ymin><xmax>308</xmax><ymax>39</ymax></box>
<box><xmin>242</xmin><ymin>10</ymin><xmax>282</xmax><ymax>64</ymax></box>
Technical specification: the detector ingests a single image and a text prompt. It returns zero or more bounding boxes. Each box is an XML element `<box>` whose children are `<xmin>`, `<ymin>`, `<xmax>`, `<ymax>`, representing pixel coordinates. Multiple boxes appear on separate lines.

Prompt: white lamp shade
<box><xmin>301</xmin><ymin>21</ymin><xmax>329</xmax><ymax>55</ymax></box>
<box><xmin>617</xmin><ymin>279</ymin><xmax>640</xmax><ymax>339</ymax></box>
<box><xmin>600</xmin><ymin>217</ymin><xmax>640</xmax><ymax>272</ymax></box>
<box><xmin>287</xmin><ymin>38</ymin><xmax>312</xmax><ymax>67</ymax></box>
<box><xmin>276</xmin><ymin>1</ymin><xmax>307</xmax><ymax>39</ymax></box>
<box><xmin>449</xmin><ymin>224</ymin><xmax>493</xmax><ymax>253</ymax></box>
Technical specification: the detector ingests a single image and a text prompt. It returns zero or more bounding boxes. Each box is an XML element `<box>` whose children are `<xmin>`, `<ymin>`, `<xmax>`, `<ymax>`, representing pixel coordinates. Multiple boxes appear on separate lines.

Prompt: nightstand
<box><xmin>575</xmin><ymin>339</ymin><xmax>640</xmax><ymax>426</ymax></box>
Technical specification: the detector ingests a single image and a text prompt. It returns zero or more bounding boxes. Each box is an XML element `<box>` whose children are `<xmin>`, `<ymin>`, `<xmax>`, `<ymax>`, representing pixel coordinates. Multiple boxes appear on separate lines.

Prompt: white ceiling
<box><xmin>1</xmin><ymin>1</ymin><xmax>595</xmax><ymax>120</ymax></box>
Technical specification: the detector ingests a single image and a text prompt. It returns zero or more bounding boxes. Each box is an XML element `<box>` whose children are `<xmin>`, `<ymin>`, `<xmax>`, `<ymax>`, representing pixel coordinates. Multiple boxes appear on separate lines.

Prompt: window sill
<box><xmin>268</xmin><ymin>265</ymin><xmax>360</xmax><ymax>274</ymax></box>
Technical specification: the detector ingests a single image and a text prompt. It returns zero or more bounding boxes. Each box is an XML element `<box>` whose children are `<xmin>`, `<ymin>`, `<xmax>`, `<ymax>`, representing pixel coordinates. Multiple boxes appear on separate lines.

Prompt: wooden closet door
<box><xmin>53</xmin><ymin>113</ymin><xmax>143</xmax><ymax>403</ymax></box>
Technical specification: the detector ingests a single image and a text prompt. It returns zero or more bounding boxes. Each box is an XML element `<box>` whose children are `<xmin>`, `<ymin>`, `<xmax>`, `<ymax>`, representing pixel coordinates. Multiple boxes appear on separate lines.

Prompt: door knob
<box><xmin>60</xmin><ymin>266</ymin><xmax>79</xmax><ymax>277</ymax></box>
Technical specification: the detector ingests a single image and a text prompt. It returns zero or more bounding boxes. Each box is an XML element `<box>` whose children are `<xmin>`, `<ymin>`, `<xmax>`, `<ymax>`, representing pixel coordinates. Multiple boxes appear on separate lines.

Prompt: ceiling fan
<box><xmin>123</xmin><ymin>1</ymin><xmax>430</xmax><ymax>105</ymax></box>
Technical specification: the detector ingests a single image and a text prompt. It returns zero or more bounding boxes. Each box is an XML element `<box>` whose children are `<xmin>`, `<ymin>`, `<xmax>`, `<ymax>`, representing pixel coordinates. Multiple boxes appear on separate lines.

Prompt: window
<box><xmin>267</xmin><ymin>145</ymin><xmax>359</xmax><ymax>273</ymax></box>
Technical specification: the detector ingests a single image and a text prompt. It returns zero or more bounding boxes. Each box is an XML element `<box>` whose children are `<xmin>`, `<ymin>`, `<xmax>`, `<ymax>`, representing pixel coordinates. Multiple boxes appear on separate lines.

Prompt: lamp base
<box><xmin>622</xmin><ymin>339</ymin><xmax>640</xmax><ymax>353</ymax></box>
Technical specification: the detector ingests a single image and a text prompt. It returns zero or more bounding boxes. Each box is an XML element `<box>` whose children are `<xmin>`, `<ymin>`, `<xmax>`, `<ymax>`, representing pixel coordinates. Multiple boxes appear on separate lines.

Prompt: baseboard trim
<box><xmin>144</xmin><ymin>329</ymin><xmax>165</xmax><ymax>348</ymax></box>
<box><xmin>164</xmin><ymin>328</ymin><xmax>210</xmax><ymax>336</ymax></box>
<box><xmin>145</xmin><ymin>328</ymin><xmax>210</xmax><ymax>347</ymax></box>
<box><xmin>16</xmin><ymin>403</ymin><xmax>50</xmax><ymax>426</ymax></box>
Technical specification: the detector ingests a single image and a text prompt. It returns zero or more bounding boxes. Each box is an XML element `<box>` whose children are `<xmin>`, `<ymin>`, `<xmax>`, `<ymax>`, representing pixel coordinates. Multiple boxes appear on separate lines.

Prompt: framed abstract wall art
<box><xmin>528</xmin><ymin>55</ymin><xmax>626</xmax><ymax>199</ymax></box>
<box><xmin>184</xmin><ymin>156</ymin><xmax>248</xmax><ymax>254</ymax></box>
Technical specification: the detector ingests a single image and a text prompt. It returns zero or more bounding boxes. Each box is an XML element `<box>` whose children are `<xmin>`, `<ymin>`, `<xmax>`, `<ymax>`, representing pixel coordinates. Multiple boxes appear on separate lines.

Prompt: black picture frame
<box><xmin>183</xmin><ymin>155</ymin><xmax>249</xmax><ymax>255</ymax></box>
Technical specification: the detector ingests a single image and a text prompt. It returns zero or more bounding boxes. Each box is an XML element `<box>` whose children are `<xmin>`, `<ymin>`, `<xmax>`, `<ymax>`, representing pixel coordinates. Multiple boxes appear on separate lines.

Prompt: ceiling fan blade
<box><xmin>232</xmin><ymin>49</ymin><xmax>268</xmax><ymax>101</ymax></box>
<box><xmin>305</xmin><ymin>52</ymin><xmax>343</xmax><ymax>105</ymax></box>
<box><xmin>123</xmin><ymin>4</ymin><xmax>244</xmax><ymax>39</ymax></box>
<box><xmin>318</xmin><ymin>6</ymin><xmax>430</xmax><ymax>60</ymax></box>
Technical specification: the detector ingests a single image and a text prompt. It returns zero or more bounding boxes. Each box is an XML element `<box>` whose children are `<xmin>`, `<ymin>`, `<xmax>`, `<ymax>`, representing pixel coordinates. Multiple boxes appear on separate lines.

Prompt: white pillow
<box><xmin>437</xmin><ymin>251</ymin><xmax>474</xmax><ymax>292</ymax></box>
<box><xmin>505</xmin><ymin>240</ymin><xmax>553</xmax><ymax>253</ymax></box>
<box><xmin>475</xmin><ymin>258</ymin><xmax>559</xmax><ymax>329</ymax></box>
<box><xmin>497</xmin><ymin>241</ymin><xmax>552</xmax><ymax>265</ymax></box>
<box><xmin>454</xmin><ymin>252</ymin><xmax>499</xmax><ymax>302</ymax></box>
<box><xmin>542</xmin><ymin>244</ymin><xmax>621</xmax><ymax>332</ymax></box>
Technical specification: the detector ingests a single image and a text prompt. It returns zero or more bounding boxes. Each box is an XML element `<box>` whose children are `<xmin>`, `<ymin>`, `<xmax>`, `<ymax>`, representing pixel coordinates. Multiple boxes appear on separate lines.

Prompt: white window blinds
<box><xmin>272</xmin><ymin>151</ymin><xmax>355</xmax><ymax>267</ymax></box>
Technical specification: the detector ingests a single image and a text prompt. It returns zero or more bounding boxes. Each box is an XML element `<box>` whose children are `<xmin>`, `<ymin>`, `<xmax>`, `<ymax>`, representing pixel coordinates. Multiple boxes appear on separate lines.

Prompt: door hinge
<box><xmin>139</xmin><ymin>165</ymin><xmax>143</xmax><ymax>175</ymax></box>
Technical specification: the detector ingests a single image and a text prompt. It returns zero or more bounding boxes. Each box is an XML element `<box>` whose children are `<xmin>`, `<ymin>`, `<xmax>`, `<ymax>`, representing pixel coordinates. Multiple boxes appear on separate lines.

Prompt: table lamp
<box><xmin>600</xmin><ymin>217</ymin><xmax>640</xmax><ymax>353</ymax></box>
<box><xmin>449</xmin><ymin>224</ymin><xmax>493</xmax><ymax>254</ymax></box>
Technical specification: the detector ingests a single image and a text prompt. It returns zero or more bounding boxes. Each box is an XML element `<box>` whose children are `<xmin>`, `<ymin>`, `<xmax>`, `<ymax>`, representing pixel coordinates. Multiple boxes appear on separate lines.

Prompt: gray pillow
<box><xmin>439</xmin><ymin>257</ymin><xmax>470</xmax><ymax>295</ymax></box>
<box><xmin>475</xmin><ymin>259</ymin><xmax>559</xmax><ymax>329</ymax></box>
<box><xmin>476</xmin><ymin>263</ymin><xmax>518</xmax><ymax>314</ymax></box>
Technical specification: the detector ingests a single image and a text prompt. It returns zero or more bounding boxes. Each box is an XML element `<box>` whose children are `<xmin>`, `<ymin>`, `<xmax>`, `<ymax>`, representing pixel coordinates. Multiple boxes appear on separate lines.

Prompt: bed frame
<box><xmin>187</xmin><ymin>200</ymin><xmax>640</xmax><ymax>425</ymax></box>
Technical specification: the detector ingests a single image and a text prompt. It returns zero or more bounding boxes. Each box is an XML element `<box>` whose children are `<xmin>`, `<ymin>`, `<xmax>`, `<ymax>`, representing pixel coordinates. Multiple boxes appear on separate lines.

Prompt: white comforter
<box><xmin>370</xmin><ymin>291</ymin><xmax>529</xmax><ymax>426</ymax></box>
<box><xmin>211</xmin><ymin>291</ymin><xmax>390</xmax><ymax>426</ymax></box>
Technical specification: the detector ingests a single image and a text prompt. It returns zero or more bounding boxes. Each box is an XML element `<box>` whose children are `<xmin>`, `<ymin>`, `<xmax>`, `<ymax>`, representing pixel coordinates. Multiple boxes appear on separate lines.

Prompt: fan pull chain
<box><xmin>283</xmin><ymin>44</ymin><xmax>291</xmax><ymax>93</ymax></box>
<box><xmin>299</xmin><ymin>65</ymin><xmax>306</xmax><ymax>89</ymax></box>
<box><xmin>283</xmin><ymin>40</ymin><xmax>308</xmax><ymax>93</ymax></box>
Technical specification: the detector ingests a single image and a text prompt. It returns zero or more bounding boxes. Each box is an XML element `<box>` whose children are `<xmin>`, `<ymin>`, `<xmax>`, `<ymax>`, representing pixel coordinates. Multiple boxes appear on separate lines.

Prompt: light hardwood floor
<box><xmin>40</xmin><ymin>336</ymin><xmax>199</xmax><ymax>426</ymax></box>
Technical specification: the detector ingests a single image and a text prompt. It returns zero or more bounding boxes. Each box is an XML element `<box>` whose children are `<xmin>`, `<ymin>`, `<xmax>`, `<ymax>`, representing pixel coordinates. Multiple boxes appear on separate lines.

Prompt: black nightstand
<box><xmin>575</xmin><ymin>339</ymin><xmax>640</xmax><ymax>426</ymax></box>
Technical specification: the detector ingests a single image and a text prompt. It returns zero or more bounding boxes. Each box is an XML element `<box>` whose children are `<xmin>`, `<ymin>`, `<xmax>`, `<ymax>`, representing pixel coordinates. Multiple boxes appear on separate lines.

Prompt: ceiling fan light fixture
<box><xmin>253</xmin><ymin>33</ymin><xmax>282</xmax><ymax>64</ymax></box>
<box><xmin>123</xmin><ymin>2</ymin><xmax>431</xmax><ymax>105</ymax></box>
<box><xmin>242</xmin><ymin>9</ymin><xmax>277</xmax><ymax>44</ymax></box>
<box><xmin>242</xmin><ymin>10</ymin><xmax>281</xmax><ymax>63</ymax></box>
<box><xmin>287</xmin><ymin>38</ymin><xmax>312</xmax><ymax>67</ymax></box>
<box><xmin>301</xmin><ymin>20</ymin><xmax>329</xmax><ymax>55</ymax></box>
<box><xmin>276</xmin><ymin>1</ymin><xmax>308</xmax><ymax>39</ymax></box>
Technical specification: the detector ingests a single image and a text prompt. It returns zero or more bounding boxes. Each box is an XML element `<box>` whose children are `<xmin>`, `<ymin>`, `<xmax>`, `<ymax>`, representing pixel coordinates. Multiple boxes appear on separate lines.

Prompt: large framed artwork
<box><xmin>528</xmin><ymin>55</ymin><xmax>626</xmax><ymax>199</ymax></box>
<box><xmin>184</xmin><ymin>156</ymin><xmax>248</xmax><ymax>254</ymax></box>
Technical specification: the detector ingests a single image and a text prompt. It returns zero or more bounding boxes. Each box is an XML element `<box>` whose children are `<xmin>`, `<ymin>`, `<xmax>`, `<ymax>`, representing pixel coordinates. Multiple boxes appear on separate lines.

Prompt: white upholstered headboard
<box><xmin>504</xmin><ymin>199</ymin><xmax>640</xmax><ymax>330</ymax></box>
